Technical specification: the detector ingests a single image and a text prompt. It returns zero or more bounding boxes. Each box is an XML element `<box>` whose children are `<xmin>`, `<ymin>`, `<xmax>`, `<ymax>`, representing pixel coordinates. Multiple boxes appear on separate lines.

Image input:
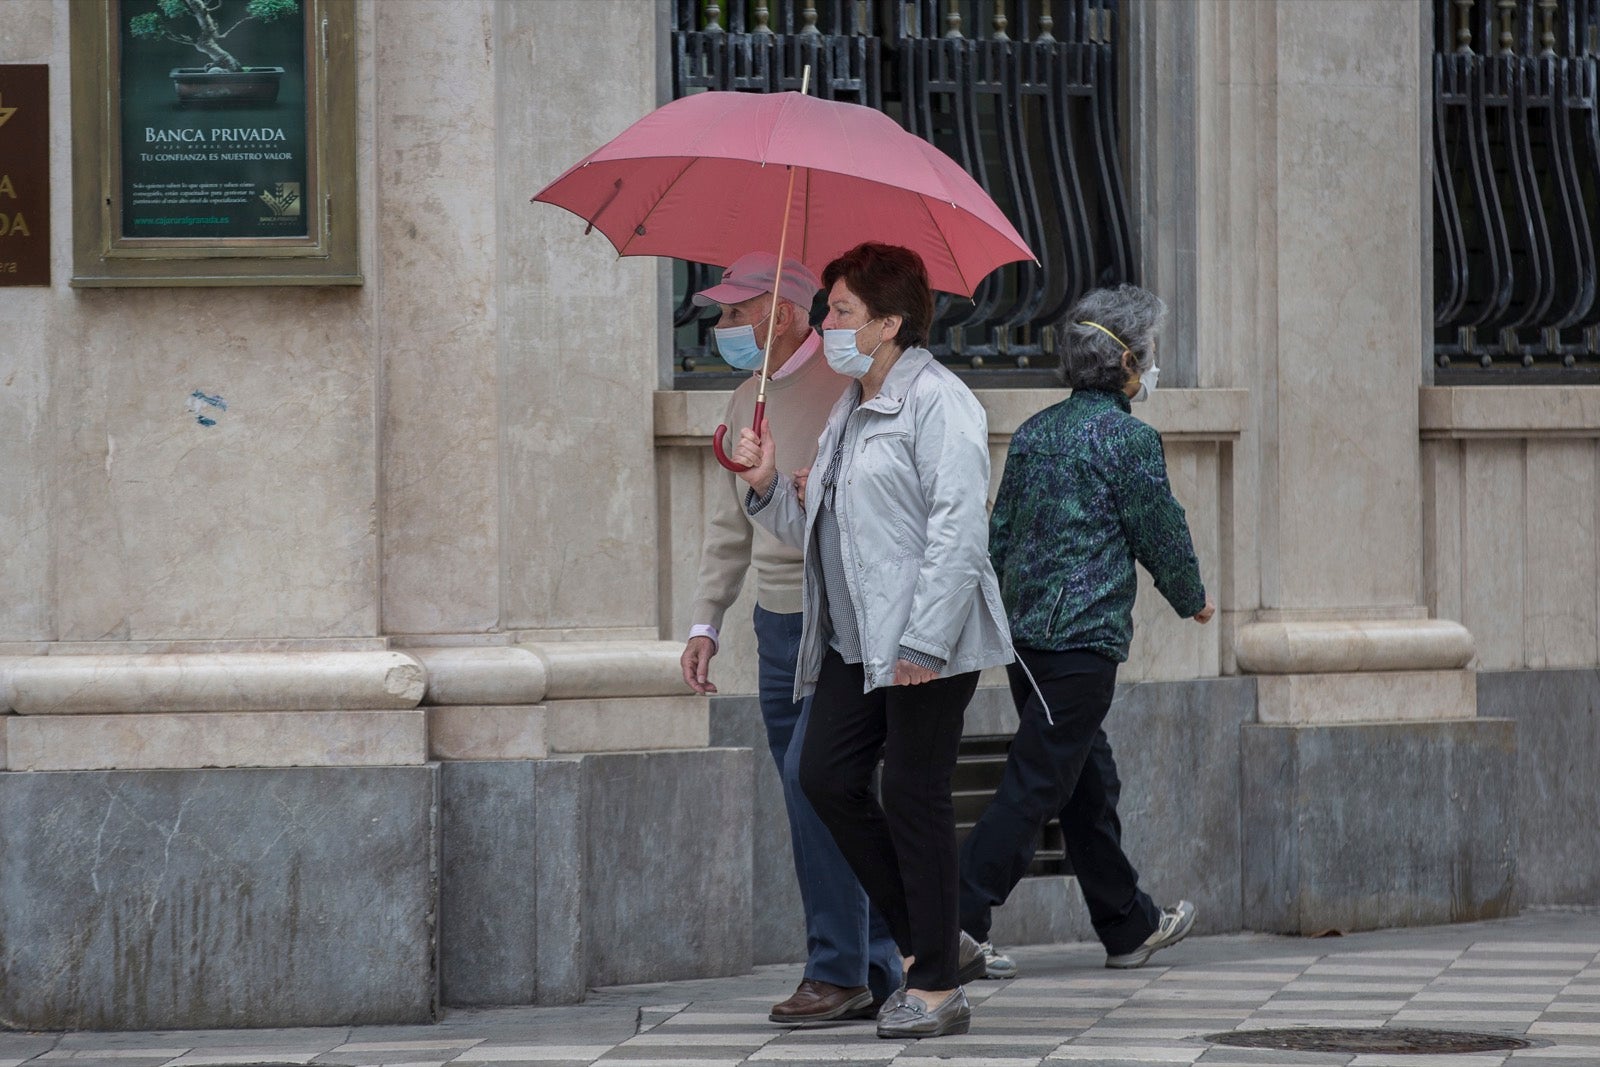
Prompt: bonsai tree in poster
<box><xmin>129</xmin><ymin>0</ymin><xmax>300</xmax><ymax>105</ymax></box>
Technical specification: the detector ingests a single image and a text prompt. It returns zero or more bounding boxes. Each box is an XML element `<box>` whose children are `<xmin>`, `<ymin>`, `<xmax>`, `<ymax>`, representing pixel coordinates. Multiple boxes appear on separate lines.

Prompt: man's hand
<box><xmin>794</xmin><ymin>466</ymin><xmax>811</xmax><ymax>508</ymax></box>
<box><xmin>681</xmin><ymin>635</ymin><xmax>718</xmax><ymax>694</ymax></box>
<box><xmin>893</xmin><ymin>659</ymin><xmax>939</xmax><ymax>686</ymax></box>
<box><xmin>1192</xmin><ymin>596</ymin><xmax>1216</xmax><ymax>625</ymax></box>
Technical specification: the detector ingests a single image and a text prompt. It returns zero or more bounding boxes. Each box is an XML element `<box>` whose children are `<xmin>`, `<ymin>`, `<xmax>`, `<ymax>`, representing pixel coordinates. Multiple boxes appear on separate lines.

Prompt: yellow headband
<box><xmin>1077</xmin><ymin>320</ymin><xmax>1129</xmax><ymax>352</ymax></box>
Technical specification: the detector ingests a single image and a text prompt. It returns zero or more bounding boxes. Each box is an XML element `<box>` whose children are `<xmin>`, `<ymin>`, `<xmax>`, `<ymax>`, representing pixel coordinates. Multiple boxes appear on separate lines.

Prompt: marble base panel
<box><xmin>1093</xmin><ymin>676</ymin><xmax>1257</xmax><ymax>937</ymax></box>
<box><xmin>544</xmin><ymin>695</ymin><xmax>708</xmax><ymax>753</ymax></box>
<box><xmin>988</xmin><ymin>875</ymin><xmax>1093</xmax><ymax>947</ymax></box>
<box><xmin>2</xmin><ymin>652</ymin><xmax>426</xmax><ymax>715</ymax></box>
<box><xmin>1475</xmin><ymin>668</ymin><xmax>1600</xmax><ymax>907</ymax></box>
<box><xmin>0</xmin><ymin>765</ymin><xmax>439</xmax><ymax>1030</ymax></box>
<box><xmin>706</xmin><ymin>689</ymin><xmax>1095</xmax><ymax>966</ymax></box>
<box><xmin>962</xmin><ymin>683</ymin><xmax>1023</xmax><ymax>737</ymax></box>
<box><xmin>1256</xmin><ymin>669</ymin><xmax>1477</xmax><ymax>724</ymax></box>
<box><xmin>4</xmin><ymin>710</ymin><xmax>428</xmax><ymax>770</ymax></box>
<box><xmin>712</xmin><ymin>676</ymin><xmax>1256</xmax><ymax>963</ymax></box>
<box><xmin>439</xmin><ymin>760</ymin><xmax>582</xmax><ymax>1006</ymax></box>
<box><xmin>709</xmin><ymin>694</ymin><xmax>805</xmax><ymax>967</ymax></box>
<box><xmin>1241</xmin><ymin>719</ymin><xmax>1517</xmax><ymax>935</ymax></box>
<box><xmin>428</xmin><ymin>705</ymin><xmax>548</xmax><ymax>760</ymax></box>
<box><xmin>971</xmin><ymin>678</ymin><xmax>1257</xmax><ymax>943</ymax></box>
<box><xmin>438</xmin><ymin>748</ymin><xmax>752</xmax><ymax>1006</ymax></box>
<box><xmin>584</xmin><ymin>748</ymin><xmax>753</xmax><ymax>986</ymax></box>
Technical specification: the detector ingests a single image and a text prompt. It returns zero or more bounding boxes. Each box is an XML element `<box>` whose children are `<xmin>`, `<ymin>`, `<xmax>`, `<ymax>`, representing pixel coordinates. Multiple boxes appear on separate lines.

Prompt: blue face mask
<box><xmin>823</xmin><ymin>320</ymin><xmax>882</xmax><ymax>379</ymax></box>
<box><xmin>712</xmin><ymin>317</ymin><xmax>770</xmax><ymax>371</ymax></box>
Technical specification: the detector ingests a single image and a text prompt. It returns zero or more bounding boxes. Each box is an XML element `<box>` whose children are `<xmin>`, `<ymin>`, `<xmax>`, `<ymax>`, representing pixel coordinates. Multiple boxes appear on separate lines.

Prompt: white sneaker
<box><xmin>1105</xmin><ymin>900</ymin><xmax>1196</xmax><ymax>969</ymax></box>
<box><xmin>978</xmin><ymin>940</ymin><xmax>1018</xmax><ymax>979</ymax></box>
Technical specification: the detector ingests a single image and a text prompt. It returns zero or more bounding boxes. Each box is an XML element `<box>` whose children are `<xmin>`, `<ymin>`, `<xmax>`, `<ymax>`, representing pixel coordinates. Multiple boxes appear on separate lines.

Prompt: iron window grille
<box><xmin>1434</xmin><ymin>0</ymin><xmax>1600</xmax><ymax>381</ymax></box>
<box><xmin>669</xmin><ymin>0</ymin><xmax>1133</xmax><ymax>389</ymax></box>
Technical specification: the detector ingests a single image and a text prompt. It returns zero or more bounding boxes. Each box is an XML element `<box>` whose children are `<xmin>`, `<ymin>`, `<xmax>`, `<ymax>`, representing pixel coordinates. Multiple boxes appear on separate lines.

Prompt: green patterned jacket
<box><xmin>990</xmin><ymin>388</ymin><xmax>1206</xmax><ymax>661</ymax></box>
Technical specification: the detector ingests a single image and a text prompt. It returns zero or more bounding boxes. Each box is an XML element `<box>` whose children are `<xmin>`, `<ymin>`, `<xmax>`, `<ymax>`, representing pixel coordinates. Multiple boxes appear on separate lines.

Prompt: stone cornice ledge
<box><xmin>524</xmin><ymin>641</ymin><xmax>695</xmax><ymax>700</ymax></box>
<box><xmin>412</xmin><ymin>641</ymin><xmax>694</xmax><ymax>704</ymax></box>
<box><xmin>1235</xmin><ymin>619</ymin><xmax>1476</xmax><ymax>675</ymax></box>
<box><xmin>656</xmin><ymin>388</ymin><xmax>1250</xmax><ymax>442</ymax></box>
<box><xmin>1421</xmin><ymin>386</ymin><xmax>1600</xmax><ymax>438</ymax></box>
<box><xmin>410</xmin><ymin>647</ymin><xmax>548</xmax><ymax>706</ymax></box>
<box><xmin>2</xmin><ymin>642</ymin><xmax>700</xmax><ymax>715</ymax></box>
<box><xmin>2</xmin><ymin>651</ymin><xmax>427</xmax><ymax>715</ymax></box>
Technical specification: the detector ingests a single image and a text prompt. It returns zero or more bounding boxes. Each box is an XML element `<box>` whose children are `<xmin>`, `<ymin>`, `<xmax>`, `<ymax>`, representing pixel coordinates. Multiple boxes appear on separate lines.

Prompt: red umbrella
<box><xmin>532</xmin><ymin>77</ymin><xmax>1036</xmax><ymax>470</ymax></box>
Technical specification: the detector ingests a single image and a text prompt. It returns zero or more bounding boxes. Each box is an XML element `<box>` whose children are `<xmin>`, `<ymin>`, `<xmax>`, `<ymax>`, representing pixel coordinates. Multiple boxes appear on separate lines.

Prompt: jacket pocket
<box><xmin>848</xmin><ymin>431</ymin><xmax>918</xmax><ymax>563</ymax></box>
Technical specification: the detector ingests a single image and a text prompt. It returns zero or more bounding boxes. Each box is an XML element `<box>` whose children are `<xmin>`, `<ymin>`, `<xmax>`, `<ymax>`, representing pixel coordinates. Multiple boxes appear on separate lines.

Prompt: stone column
<box><xmin>1215</xmin><ymin>0</ymin><xmax>1475</xmax><ymax>718</ymax></box>
<box><xmin>1124</xmin><ymin>0</ymin><xmax>1200</xmax><ymax>389</ymax></box>
<box><xmin>496</xmin><ymin>0</ymin><xmax>664</xmax><ymax>640</ymax></box>
<box><xmin>376</xmin><ymin>0</ymin><xmax>502</xmax><ymax>636</ymax></box>
<box><xmin>1183</xmin><ymin>0</ymin><xmax>1513</xmax><ymax>932</ymax></box>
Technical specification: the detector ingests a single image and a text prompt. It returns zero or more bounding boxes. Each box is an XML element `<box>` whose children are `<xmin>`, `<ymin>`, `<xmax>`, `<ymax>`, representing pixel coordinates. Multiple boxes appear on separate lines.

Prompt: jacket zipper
<box><xmin>1046</xmin><ymin>585</ymin><xmax>1067</xmax><ymax>637</ymax></box>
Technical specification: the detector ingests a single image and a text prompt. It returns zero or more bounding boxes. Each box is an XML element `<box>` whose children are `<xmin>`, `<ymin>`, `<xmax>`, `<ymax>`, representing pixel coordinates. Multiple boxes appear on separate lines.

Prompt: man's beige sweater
<box><xmin>690</xmin><ymin>334</ymin><xmax>849</xmax><ymax>632</ymax></box>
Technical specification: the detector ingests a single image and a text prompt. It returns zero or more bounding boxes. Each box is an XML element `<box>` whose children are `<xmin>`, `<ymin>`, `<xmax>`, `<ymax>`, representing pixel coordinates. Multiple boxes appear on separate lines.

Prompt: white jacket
<box><xmin>750</xmin><ymin>347</ymin><xmax>1016</xmax><ymax>700</ymax></box>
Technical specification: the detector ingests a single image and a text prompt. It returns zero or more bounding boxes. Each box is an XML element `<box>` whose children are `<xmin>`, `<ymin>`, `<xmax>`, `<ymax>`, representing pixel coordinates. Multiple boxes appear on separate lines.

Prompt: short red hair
<box><xmin>821</xmin><ymin>243</ymin><xmax>934</xmax><ymax>349</ymax></box>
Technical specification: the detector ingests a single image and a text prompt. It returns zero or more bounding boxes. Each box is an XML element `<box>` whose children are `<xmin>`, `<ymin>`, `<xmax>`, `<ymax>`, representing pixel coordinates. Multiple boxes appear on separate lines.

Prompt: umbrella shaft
<box><xmin>755</xmin><ymin>158</ymin><xmax>802</xmax><ymax>406</ymax></box>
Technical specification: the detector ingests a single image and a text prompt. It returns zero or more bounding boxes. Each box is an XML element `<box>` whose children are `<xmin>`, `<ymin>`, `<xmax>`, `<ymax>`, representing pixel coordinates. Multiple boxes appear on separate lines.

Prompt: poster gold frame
<box><xmin>70</xmin><ymin>0</ymin><xmax>360</xmax><ymax>286</ymax></box>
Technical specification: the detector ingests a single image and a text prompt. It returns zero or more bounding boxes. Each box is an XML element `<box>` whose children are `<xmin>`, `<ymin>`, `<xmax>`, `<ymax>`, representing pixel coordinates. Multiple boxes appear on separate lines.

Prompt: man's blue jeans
<box><xmin>754</xmin><ymin>603</ymin><xmax>901</xmax><ymax>999</ymax></box>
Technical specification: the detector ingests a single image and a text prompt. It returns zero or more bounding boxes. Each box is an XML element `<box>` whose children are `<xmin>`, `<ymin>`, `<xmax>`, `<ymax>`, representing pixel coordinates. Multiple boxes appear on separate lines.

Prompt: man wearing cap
<box><xmin>681</xmin><ymin>251</ymin><xmax>902</xmax><ymax>1022</ymax></box>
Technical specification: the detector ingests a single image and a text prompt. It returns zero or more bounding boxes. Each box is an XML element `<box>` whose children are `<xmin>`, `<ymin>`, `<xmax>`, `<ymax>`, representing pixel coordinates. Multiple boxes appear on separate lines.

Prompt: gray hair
<box><xmin>1057</xmin><ymin>284</ymin><xmax>1168</xmax><ymax>391</ymax></box>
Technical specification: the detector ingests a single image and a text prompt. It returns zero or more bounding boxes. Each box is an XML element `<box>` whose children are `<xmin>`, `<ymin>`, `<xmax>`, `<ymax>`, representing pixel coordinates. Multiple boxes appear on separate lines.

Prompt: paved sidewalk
<box><xmin>5</xmin><ymin>910</ymin><xmax>1600</xmax><ymax>1067</ymax></box>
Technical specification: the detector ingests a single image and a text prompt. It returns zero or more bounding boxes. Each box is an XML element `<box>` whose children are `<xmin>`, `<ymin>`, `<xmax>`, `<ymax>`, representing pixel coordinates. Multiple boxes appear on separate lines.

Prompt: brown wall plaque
<box><xmin>0</xmin><ymin>64</ymin><xmax>50</xmax><ymax>287</ymax></box>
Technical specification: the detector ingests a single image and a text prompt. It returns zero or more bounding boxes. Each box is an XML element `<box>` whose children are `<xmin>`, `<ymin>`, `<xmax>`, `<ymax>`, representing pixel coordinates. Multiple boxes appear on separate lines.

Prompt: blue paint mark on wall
<box><xmin>187</xmin><ymin>390</ymin><xmax>227</xmax><ymax>427</ymax></box>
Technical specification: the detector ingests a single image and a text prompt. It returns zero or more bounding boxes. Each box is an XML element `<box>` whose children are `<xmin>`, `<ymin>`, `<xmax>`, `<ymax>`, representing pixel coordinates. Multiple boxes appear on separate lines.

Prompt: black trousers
<box><xmin>957</xmin><ymin>647</ymin><xmax>1160</xmax><ymax>956</ymax></box>
<box><xmin>799</xmin><ymin>648</ymin><xmax>978</xmax><ymax>991</ymax></box>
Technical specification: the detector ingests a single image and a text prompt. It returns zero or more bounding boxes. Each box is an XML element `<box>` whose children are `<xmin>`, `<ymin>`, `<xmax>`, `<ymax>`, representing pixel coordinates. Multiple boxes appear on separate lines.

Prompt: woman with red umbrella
<box><xmin>732</xmin><ymin>242</ymin><xmax>1016</xmax><ymax>1040</ymax></box>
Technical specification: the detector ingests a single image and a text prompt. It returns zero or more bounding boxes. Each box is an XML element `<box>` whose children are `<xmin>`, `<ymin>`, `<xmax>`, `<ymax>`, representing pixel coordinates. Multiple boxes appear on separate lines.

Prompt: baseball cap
<box><xmin>692</xmin><ymin>251</ymin><xmax>822</xmax><ymax>310</ymax></box>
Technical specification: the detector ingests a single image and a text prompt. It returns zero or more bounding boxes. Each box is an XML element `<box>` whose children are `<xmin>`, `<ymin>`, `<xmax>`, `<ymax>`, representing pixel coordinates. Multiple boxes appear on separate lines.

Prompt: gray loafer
<box><xmin>956</xmin><ymin>930</ymin><xmax>987</xmax><ymax>985</ymax></box>
<box><xmin>875</xmin><ymin>989</ymin><xmax>971</xmax><ymax>1039</ymax></box>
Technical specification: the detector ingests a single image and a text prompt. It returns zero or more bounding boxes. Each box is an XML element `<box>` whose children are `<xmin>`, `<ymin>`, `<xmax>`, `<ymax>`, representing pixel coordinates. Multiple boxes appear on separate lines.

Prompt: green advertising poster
<box><xmin>118</xmin><ymin>0</ymin><xmax>308</xmax><ymax>240</ymax></box>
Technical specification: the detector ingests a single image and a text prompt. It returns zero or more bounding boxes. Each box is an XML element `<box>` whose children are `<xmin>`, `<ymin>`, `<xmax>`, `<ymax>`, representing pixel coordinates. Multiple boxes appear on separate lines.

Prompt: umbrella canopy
<box><xmin>531</xmin><ymin>89</ymin><xmax>1035</xmax><ymax>298</ymax></box>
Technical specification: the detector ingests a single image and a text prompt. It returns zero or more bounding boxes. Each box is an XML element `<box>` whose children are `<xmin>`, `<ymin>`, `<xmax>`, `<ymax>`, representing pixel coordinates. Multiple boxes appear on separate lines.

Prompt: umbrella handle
<box><xmin>711</xmin><ymin>399</ymin><xmax>767</xmax><ymax>473</ymax></box>
<box><xmin>712</xmin><ymin>424</ymin><xmax>750</xmax><ymax>473</ymax></box>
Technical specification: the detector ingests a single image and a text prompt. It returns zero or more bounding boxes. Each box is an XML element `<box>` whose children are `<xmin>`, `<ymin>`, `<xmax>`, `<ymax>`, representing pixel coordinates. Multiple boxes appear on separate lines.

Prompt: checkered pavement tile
<box><xmin>12</xmin><ymin>916</ymin><xmax>1600</xmax><ymax>1067</ymax></box>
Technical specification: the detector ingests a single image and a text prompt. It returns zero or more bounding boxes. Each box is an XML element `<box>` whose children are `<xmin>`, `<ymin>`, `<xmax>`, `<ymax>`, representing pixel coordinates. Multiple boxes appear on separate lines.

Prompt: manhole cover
<box><xmin>1205</xmin><ymin>1027</ymin><xmax>1536</xmax><ymax>1054</ymax></box>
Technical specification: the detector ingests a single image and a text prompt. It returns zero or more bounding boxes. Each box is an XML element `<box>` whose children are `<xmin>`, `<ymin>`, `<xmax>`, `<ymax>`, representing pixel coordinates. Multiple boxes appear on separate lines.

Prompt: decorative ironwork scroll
<box><xmin>670</xmin><ymin>0</ymin><xmax>1131</xmax><ymax>385</ymax></box>
<box><xmin>1434</xmin><ymin>0</ymin><xmax>1600</xmax><ymax>379</ymax></box>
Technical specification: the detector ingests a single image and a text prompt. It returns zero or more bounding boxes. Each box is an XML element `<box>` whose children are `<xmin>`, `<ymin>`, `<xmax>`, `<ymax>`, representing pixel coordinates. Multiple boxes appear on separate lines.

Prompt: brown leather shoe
<box><xmin>768</xmin><ymin>978</ymin><xmax>873</xmax><ymax>1023</ymax></box>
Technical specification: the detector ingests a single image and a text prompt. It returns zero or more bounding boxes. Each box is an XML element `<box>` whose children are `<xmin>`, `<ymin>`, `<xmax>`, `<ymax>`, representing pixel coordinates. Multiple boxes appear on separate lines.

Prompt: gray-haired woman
<box><xmin>955</xmin><ymin>283</ymin><xmax>1216</xmax><ymax>976</ymax></box>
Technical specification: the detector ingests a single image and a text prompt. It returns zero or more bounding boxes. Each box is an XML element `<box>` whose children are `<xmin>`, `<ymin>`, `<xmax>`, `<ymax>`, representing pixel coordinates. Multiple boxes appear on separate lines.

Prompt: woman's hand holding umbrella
<box><xmin>732</xmin><ymin>419</ymin><xmax>778</xmax><ymax>497</ymax></box>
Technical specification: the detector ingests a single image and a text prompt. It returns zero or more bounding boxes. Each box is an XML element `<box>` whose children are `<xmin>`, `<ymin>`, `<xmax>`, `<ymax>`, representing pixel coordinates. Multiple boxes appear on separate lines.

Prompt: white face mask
<box><xmin>823</xmin><ymin>320</ymin><xmax>883</xmax><ymax>379</ymax></box>
<box><xmin>1132</xmin><ymin>364</ymin><xmax>1160</xmax><ymax>402</ymax></box>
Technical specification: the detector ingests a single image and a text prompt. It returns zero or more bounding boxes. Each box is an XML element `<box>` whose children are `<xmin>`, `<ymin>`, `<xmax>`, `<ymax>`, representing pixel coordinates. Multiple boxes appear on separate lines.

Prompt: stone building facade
<box><xmin>0</xmin><ymin>0</ymin><xmax>1594</xmax><ymax>1031</ymax></box>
